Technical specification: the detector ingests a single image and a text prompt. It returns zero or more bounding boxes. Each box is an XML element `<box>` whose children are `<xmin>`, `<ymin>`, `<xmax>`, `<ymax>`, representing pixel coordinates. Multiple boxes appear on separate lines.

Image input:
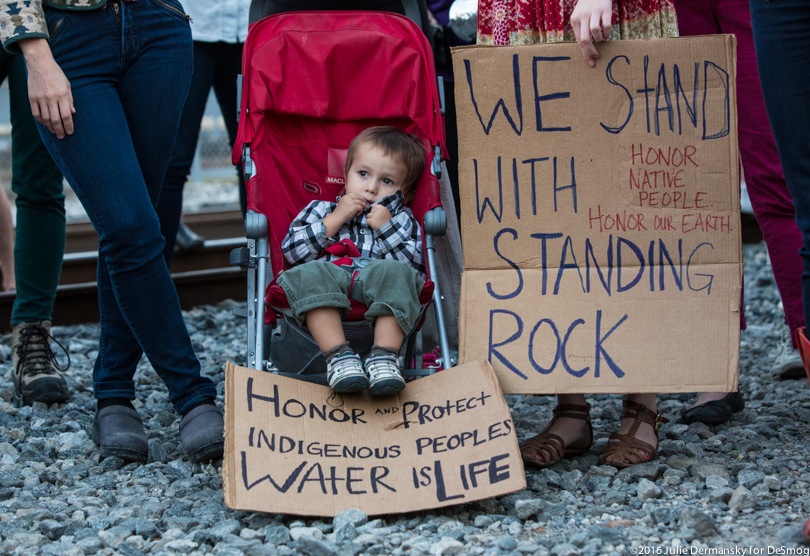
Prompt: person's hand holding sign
<box><xmin>570</xmin><ymin>0</ymin><xmax>613</xmax><ymax>67</ymax></box>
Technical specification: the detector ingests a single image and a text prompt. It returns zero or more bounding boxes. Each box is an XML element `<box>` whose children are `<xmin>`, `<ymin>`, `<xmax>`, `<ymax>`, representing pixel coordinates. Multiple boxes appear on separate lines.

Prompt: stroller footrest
<box><xmin>230</xmin><ymin>246</ymin><xmax>252</xmax><ymax>268</ymax></box>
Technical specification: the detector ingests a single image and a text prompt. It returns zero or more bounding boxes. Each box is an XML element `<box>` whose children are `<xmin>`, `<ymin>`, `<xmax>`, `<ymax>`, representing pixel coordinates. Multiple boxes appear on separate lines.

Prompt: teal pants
<box><xmin>1</xmin><ymin>51</ymin><xmax>66</xmax><ymax>326</ymax></box>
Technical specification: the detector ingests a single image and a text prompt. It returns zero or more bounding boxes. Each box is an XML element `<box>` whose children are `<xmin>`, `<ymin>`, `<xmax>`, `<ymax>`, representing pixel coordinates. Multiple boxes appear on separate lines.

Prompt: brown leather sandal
<box><xmin>520</xmin><ymin>403</ymin><xmax>593</xmax><ymax>468</ymax></box>
<box><xmin>602</xmin><ymin>400</ymin><xmax>668</xmax><ymax>469</ymax></box>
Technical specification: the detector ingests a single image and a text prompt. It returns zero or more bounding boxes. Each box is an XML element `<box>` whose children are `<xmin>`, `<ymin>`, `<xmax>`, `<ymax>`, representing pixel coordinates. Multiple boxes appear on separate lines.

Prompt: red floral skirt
<box><xmin>477</xmin><ymin>0</ymin><xmax>678</xmax><ymax>45</ymax></box>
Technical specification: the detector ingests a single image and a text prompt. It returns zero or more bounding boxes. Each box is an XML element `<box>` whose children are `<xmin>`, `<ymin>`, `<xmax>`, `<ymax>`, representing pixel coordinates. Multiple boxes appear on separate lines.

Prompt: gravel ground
<box><xmin>0</xmin><ymin>237</ymin><xmax>809</xmax><ymax>554</ymax></box>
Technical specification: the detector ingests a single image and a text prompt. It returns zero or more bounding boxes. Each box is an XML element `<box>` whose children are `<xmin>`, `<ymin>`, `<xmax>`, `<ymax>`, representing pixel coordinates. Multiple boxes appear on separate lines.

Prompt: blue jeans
<box><xmin>38</xmin><ymin>0</ymin><xmax>216</xmax><ymax>413</ymax></box>
<box><xmin>750</xmin><ymin>0</ymin><xmax>810</xmax><ymax>327</ymax></box>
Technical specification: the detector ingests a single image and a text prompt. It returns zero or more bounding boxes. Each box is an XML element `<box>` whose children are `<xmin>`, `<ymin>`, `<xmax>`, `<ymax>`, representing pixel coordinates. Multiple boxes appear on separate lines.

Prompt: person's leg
<box><xmin>717</xmin><ymin>0</ymin><xmax>804</xmax><ymax>379</ymax></box>
<box><xmin>38</xmin><ymin>3</ymin><xmax>216</xmax><ymax>415</ymax></box>
<box><xmin>602</xmin><ymin>393</ymin><xmax>665</xmax><ymax>468</ymax></box>
<box><xmin>672</xmin><ymin>2</ymin><xmax>735</xmax><ymax>411</ymax></box>
<box><xmin>8</xmin><ymin>53</ymin><xmax>66</xmax><ymax>324</ymax></box>
<box><xmin>520</xmin><ymin>393</ymin><xmax>592</xmax><ymax>467</ymax></box>
<box><xmin>114</xmin><ymin>1</ymin><xmax>219</xmax><ymax>412</ymax></box>
<box><xmin>210</xmin><ymin>41</ymin><xmax>247</xmax><ymax>216</ymax></box>
<box><xmin>305</xmin><ymin>307</ymin><xmax>348</xmax><ymax>352</ymax></box>
<box><xmin>672</xmin><ymin>0</ymin><xmax>720</xmax><ymax>35</ymax></box>
<box><xmin>276</xmin><ymin>260</ymin><xmax>353</xmax><ymax>325</ymax></box>
<box><xmin>7</xmin><ymin>51</ymin><xmax>70</xmax><ymax>404</ymax></box>
<box><xmin>0</xmin><ymin>185</ymin><xmax>14</xmax><ymax>291</ymax></box>
<box><xmin>750</xmin><ymin>0</ymin><xmax>810</xmax><ymax>377</ymax></box>
<box><xmin>277</xmin><ymin>260</ymin><xmax>368</xmax><ymax>392</ymax></box>
<box><xmin>352</xmin><ymin>259</ymin><xmax>424</xmax><ymax>336</ymax></box>
<box><xmin>351</xmin><ymin>259</ymin><xmax>423</xmax><ymax>395</ymax></box>
<box><xmin>372</xmin><ymin>316</ymin><xmax>405</xmax><ymax>352</ymax></box>
<box><xmin>157</xmin><ymin>40</ymin><xmax>218</xmax><ymax>265</ymax></box>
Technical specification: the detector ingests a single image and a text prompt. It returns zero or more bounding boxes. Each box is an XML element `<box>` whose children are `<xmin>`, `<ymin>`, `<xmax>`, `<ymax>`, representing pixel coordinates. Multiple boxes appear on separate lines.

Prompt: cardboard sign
<box><xmin>222</xmin><ymin>361</ymin><xmax>525</xmax><ymax>517</ymax></box>
<box><xmin>452</xmin><ymin>36</ymin><xmax>741</xmax><ymax>394</ymax></box>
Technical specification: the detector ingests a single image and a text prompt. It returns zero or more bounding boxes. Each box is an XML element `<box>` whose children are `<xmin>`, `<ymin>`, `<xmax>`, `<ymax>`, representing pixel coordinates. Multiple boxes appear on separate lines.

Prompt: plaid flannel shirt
<box><xmin>281</xmin><ymin>191</ymin><xmax>425</xmax><ymax>277</ymax></box>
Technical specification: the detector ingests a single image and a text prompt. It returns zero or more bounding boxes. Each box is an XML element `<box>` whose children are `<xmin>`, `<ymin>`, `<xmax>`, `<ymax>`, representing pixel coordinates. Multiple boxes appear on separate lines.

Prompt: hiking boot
<box><xmin>12</xmin><ymin>320</ymin><xmax>69</xmax><ymax>405</ymax></box>
<box><xmin>365</xmin><ymin>352</ymin><xmax>405</xmax><ymax>396</ymax></box>
<box><xmin>326</xmin><ymin>351</ymin><xmax>368</xmax><ymax>393</ymax></box>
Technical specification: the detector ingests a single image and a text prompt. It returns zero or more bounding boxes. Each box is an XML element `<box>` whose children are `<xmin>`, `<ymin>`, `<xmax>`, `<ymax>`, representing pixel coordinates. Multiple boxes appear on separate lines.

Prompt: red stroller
<box><xmin>231</xmin><ymin>10</ymin><xmax>452</xmax><ymax>379</ymax></box>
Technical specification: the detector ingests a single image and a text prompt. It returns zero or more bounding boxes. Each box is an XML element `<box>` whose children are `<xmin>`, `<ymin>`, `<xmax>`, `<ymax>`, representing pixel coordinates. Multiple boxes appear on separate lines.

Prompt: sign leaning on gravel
<box><xmin>453</xmin><ymin>35</ymin><xmax>742</xmax><ymax>395</ymax></box>
<box><xmin>222</xmin><ymin>361</ymin><xmax>526</xmax><ymax>516</ymax></box>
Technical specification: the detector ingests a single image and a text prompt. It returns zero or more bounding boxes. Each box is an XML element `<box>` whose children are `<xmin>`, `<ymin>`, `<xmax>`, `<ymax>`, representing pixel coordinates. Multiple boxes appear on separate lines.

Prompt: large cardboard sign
<box><xmin>452</xmin><ymin>36</ymin><xmax>741</xmax><ymax>394</ymax></box>
<box><xmin>222</xmin><ymin>361</ymin><xmax>525</xmax><ymax>517</ymax></box>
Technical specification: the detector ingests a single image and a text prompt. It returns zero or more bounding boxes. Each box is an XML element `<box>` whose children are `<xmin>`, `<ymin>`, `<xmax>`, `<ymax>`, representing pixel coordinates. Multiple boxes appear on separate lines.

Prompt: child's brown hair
<box><xmin>344</xmin><ymin>126</ymin><xmax>426</xmax><ymax>204</ymax></box>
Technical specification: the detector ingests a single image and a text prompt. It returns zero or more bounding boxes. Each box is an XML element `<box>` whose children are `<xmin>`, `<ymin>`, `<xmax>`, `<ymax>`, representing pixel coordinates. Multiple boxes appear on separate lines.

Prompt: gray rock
<box><xmin>544</xmin><ymin>502</ymin><xmax>567</xmax><ymax>517</ymax></box>
<box><xmin>762</xmin><ymin>475</ymin><xmax>781</xmax><ymax>491</ymax></box>
<box><xmin>115</xmin><ymin>542</ymin><xmax>147</xmax><ymax>556</ymax></box>
<box><xmin>691</xmin><ymin>463</ymin><xmax>729</xmax><ymax>481</ymax></box>
<box><xmin>603</xmin><ymin>489</ymin><xmax>627</xmax><ymax>506</ymax></box>
<box><xmin>582</xmin><ymin>474</ymin><xmax>611</xmax><ymax>493</ymax></box>
<box><xmin>551</xmin><ymin>542</ymin><xmax>579</xmax><ymax>556</ymax></box>
<box><xmin>263</xmin><ymin>525</ymin><xmax>291</xmax><ymax>545</ymax></box>
<box><xmin>728</xmin><ymin>486</ymin><xmax>757</xmax><ymax>512</ymax></box>
<box><xmin>474</xmin><ymin>515</ymin><xmax>494</xmax><ymax>528</ymax></box>
<box><xmin>290</xmin><ymin>527</ymin><xmax>325</xmax><ymax>541</ymax></box>
<box><xmin>704</xmin><ymin>474</ymin><xmax>729</xmax><ymax>489</ymax></box>
<box><xmin>708</xmin><ymin>487</ymin><xmax>734</xmax><ymax>504</ymax></box>
<box><xmin>620</xmin><ymin>462</ymin><xmax>666</xmax><ymax>481</ymax></box>
<box><xmin>777</xmin><ymin>524</ymin><xmax>806</xmax><ymax>546</ymax></box>
<box><xmin>514</xmin><ymin>498</ymin><xmax>547</xmax><ymax>520</ymax></box>
<box><xmin>679</xmin><ymin>507</ymin><xmax>716</xmax><ymax>538</ymax></box>
<box><xmin>210</xmin><ymin>519</ymin><xmax>242</xmax><ymax>541</ymax></box>
<box><xmin>500</xmin><ymin>490</ymin><xmax>535</xmax><ymax>510</ymax></box>
<box><xmin>430</xmin><ymin>537</ymin><xmax>466</xmax><ymax>555</ymax></box>
<box><xmin>331</xmin><ymin>522</ymin><xmax>357</xmax><ymax>544</ymax></box>
<box><xmin>567</xmin><ymin>531</ymin><xmax>589</xmax><ymax>547</ymax></box>
<box><xmin>636</xmin><ymin>478</ymin><xmax>663</xmax><ymax>500</ymax></box>
<box><xmin>737</xmin><ymin>469</ymin><xmax>765</xmax><ymax>490</ymax></box>
<box><xmin>517</xmin><ymin>541</ymin><xmax>544</xmax><ymax>554</ymax></box>
<box><xmin>333</xmin><ymin>508</ymin><xmax>368</xmax><ymax>530</ymax></box>
<box><xmin>587</xmin><ymin>524</ymin><xmax>627</xmax><ymax>544</ymax></box>
<box><xmin>292</xmin><ymin>536</ymin><xmax>339</xmax><ymax>556</ymax></box>
<box><xmin>559</xmin><ymin>469</ymin><xmax>583</xmax><ymax>491</ymax></box>
<box><xmin>497</xmin><ymin>536</ymin><xmax>518</xmax><ymax>551</ymax></box>
<box><xmin>38</xmin><ymin>519</ymin><xmax>66</xmax><ymax>541</ymax></box>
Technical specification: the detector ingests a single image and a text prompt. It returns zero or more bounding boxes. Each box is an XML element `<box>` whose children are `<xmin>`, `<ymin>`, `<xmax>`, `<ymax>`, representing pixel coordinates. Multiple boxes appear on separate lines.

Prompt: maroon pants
<box><xmin>675</xmin><ymin>0</ymin><xmax>805</xmax><ymax>343</ymax></box>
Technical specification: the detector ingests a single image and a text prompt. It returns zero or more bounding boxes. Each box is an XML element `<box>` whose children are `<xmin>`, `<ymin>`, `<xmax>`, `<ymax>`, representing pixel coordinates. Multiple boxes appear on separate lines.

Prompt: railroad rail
<box><xmin>0</xmin><ymin>207</ymin><xmax>246</xmax><ymax>333</ymax></box>
<box><xmin>0</xmin><ymin>206</ymin><xmax>763</xmax><ymax>333</ymax></box>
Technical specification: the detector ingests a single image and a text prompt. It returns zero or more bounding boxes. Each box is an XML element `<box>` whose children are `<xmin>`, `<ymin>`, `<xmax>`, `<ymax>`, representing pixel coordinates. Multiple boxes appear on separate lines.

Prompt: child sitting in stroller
<box><xmin>277</xmin><ymin>126</ymin><xmax>427</xmax><ymax>395</ymax></box>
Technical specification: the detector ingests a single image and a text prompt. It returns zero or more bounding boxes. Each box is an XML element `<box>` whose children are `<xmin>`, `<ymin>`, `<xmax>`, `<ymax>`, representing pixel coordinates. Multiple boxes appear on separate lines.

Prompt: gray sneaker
<box><xmin>773</xmin><ymin>337</ymin><xmax>805</xmax><ymax>379</ymax></box>
<box><xmin>326</xmin><ymin>351</ymin><xmax>369</xmax><ymax>393</ymax></box>
<box><xmin>12</xmin><ymin>320</ymin><xmax>70</xmax><ymax>405</ymax></box>
<box><xmin>365</xmin><ymin>352</ymin><xmax>406</xmax><ymax>396</ymax></box>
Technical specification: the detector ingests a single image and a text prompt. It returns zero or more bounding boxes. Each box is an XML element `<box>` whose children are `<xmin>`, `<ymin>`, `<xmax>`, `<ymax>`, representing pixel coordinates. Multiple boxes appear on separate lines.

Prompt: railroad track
<box><xmin>0</xmin><ymin>206</ymin><xmax>247</xmax><ymax>333</ymax></box>
<box><xmin>0</xmin><ymin>206</ymin><xmax>763</xmax><ymax>333</ymax></box>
